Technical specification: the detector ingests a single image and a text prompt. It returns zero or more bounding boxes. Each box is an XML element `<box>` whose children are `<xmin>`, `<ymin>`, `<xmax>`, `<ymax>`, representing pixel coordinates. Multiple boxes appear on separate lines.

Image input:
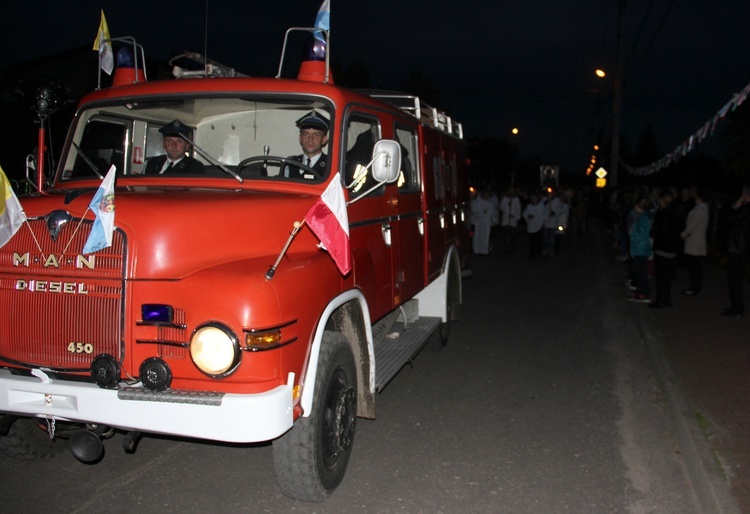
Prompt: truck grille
<box><xmin>0</xmin><ymin>217</ymin><xmax>125</xmax><ymax>371</ymax></box>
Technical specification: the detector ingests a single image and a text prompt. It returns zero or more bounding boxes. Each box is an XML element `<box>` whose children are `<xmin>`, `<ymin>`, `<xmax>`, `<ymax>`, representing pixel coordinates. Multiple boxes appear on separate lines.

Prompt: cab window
<box><xmin>395</xmin><ymin>124</ymin><xmax>419</xmax><ymax>193</ymax></box>
<box><xmin>65</xmin><ymin>118</ymin><xmax>127</xmax><ymax>179</ymax></box>
<box><xmin>344</xmin><ymin>114</ymin><xmax>381</xmax><ymax>198</ymax></box>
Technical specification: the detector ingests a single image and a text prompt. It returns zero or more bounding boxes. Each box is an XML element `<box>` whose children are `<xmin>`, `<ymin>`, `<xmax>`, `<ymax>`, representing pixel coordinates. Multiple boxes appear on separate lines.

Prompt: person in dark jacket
<box><xmin>649</xmin><ymin>190</ymin><xmax>682</xmax><ymax>308</ymax></box>
<box><xmin>143</xmin><ymin>119</ymin><xmax>205</xmax><ymax>175</ymax></box>
<box><xmin>285</xmin><ymin>111</ymin><xmax>329</xmax><ymax>179</ymax></box>
<box><xmin>722</xmin><ymin>184</ymin><xmax>750</xmax><ymax>317</ymax></box>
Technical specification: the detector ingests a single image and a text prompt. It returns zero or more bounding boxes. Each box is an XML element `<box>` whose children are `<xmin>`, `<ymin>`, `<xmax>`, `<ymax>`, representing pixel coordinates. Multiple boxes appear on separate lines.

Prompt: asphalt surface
<box><xmin>0</xmin><ymin>220</ymin><xmax>742</xmax><ymax>512</ymax></box>
<box><xmin>627</xmin><ymin>249</ymin><xmax>748</xmax><ymax>513</ymax></box>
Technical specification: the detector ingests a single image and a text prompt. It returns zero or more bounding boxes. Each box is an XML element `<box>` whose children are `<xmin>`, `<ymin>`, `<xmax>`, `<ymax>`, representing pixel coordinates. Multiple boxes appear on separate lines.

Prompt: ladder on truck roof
<box><xmin>367</xmin><ymin>92</ymin><xmax>464</xmax><ymax>139</ymax></box>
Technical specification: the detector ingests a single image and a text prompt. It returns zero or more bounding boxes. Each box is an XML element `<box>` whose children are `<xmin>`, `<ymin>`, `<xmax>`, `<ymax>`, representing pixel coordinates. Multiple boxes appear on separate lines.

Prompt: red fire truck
<box><xmin>0</xmin><ymin>29</ymin><xmax>470</xmax><ymax>501</ymax></box>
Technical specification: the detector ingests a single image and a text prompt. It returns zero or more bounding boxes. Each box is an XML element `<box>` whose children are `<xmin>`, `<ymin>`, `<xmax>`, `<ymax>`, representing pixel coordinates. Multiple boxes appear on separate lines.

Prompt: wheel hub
<box><xmin>322</xmin><ymin>372</ymin><xmax>356</xmax><ymax>466</ymax></box>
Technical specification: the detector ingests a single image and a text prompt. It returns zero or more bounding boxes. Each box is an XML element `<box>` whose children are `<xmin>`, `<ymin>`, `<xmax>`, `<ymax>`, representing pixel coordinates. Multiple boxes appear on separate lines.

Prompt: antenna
<box><xmin>203</xmin><ymin>0</ymin><xmax>209</xmax><ymax>75</ymax></box>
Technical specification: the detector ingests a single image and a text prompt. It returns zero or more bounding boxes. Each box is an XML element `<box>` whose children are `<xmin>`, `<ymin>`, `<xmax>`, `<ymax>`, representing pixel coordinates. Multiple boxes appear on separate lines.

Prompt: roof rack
<box><xmin>367</xmin><ymin>93</ymin><xmax>463</xmax><ymax>139</ymax></box>
<box><xmin>170</xmin><ymin>52</ymin><xmax>247</xmax><ymax>79</ymax></box>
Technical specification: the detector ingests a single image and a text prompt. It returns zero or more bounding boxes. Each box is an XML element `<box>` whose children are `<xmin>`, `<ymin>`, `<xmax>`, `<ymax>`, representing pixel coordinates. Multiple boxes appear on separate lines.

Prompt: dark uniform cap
<box><xmin>159</xmin><ymin>119</ymin><xmax>192</xmax><ymax>138</ymax></box>
<box><xmin>296</xmin><ymin>110</ymin><xmax>329</xmax><ymax>132</ymax></box>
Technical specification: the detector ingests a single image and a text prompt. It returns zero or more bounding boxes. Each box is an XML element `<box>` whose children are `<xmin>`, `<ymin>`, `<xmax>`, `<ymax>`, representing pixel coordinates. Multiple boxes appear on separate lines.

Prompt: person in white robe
<box><xmin>471</xmin><ymin>188</ymin><xmax>497</xmax><ymax>255</ymax></box>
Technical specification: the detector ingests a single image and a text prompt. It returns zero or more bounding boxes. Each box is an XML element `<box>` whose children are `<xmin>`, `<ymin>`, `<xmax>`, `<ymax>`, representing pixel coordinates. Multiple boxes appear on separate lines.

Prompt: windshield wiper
<box><xmin>71</xmin><ymin>142</ymin><xmax>105</xmax><ymax>179</ymax></box>
<box><xmin>180</xmin><ymin>134</ymin><xmax>243</xmax><ymax>183</ymax></box>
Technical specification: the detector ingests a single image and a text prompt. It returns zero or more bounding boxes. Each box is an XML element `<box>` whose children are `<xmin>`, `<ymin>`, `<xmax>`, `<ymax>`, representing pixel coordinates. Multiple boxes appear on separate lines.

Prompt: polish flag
<box><xmin>305</xmin><ymin>172</ymin><xmax>351</xmax><ymax>275</ymax></box>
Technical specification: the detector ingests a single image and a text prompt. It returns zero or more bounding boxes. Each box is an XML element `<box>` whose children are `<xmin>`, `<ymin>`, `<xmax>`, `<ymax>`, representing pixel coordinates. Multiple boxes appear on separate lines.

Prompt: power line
<box><xmin>627</xmin><ymin>0</ymin><xmax>676</xmax><ymax>78</ymax></box>
<box><xmin>625</xmin><ymin>0</ymin><xmax>655</xmax><ymax>66</ymax></box>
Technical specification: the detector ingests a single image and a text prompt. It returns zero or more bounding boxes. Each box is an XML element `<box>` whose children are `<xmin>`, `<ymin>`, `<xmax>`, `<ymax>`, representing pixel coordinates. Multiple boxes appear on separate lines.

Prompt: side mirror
<box><xmin>371</xmin><ymin>139</ymin><xmax>401</xmax><ymax>184</ymax></box>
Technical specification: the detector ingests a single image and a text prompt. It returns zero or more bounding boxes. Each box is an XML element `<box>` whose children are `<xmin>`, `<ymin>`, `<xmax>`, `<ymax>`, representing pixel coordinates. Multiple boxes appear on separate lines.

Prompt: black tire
<box><xmin>0</xmin><ymin>416</ymin><xmax>67</xmax><ymax>460</ymax></box>
<box><xmin>272</xmin><ymin>332</ymin><xmax>357</xmax><ymax>502</ymax></box>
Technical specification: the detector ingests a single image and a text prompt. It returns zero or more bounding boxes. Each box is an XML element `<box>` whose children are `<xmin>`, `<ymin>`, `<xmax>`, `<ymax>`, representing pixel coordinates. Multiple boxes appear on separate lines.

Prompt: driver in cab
<box><xmin>285</xmin><ymin>111</ymin><xmax>329</xmax><ymax>179</ymax></box>
<box><xmin>143</xmin><ymin>119</ymin><xmax>205</xmax><ymax>175</ymax></box>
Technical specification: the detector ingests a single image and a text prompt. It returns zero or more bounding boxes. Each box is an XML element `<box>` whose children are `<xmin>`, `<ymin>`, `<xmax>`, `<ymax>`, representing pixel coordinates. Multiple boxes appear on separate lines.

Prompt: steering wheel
<box><xmin>236</xmin><ymin>155</ymin><xmax>321</xmax><ymax>178</ymax></box>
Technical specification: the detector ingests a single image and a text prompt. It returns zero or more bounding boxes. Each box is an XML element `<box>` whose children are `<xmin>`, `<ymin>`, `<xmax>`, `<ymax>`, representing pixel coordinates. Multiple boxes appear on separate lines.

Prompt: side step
<box><xmin>373</xmin><ymin>316</ymin><xmax>441</xmax><ymax>391</ymax></box>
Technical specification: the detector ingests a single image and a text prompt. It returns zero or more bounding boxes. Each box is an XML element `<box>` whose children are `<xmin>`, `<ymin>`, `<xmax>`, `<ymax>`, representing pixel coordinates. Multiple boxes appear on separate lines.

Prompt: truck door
<box><xmin>344</xmin><ymin>113</ymin><xmax>395</xmax><ymax>321</ymax></box>
<box><xmin>421</xmin><ymin>128</ymin><xmax>447</xmax><ymax>282</ymax></box>
<box><xmin>392</xmin><ymin>123</ymin><xmax>425</xmax><ymax>302</ymax></box>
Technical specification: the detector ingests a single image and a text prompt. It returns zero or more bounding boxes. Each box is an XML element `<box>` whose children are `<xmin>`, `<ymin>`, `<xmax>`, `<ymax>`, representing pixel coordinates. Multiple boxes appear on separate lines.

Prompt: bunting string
<box><xmin>621</xmin><ymin>78</ymin><xmax>750</xmax><ymax>176</ymax></box>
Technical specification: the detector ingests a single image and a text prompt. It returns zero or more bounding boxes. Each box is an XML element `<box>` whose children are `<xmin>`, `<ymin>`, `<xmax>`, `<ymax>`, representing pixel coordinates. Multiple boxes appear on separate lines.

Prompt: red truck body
<box><xmin>0</xmin><ymin>37</ymin><xmax>470</xmax><ymax>501</ymax></box>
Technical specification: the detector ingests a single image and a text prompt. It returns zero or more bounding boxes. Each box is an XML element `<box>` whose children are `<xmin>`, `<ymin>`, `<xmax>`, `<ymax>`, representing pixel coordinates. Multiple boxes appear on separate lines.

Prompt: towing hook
<box><xmin>69</xmin><ymin>425</ymin><xmax>108</xmax><ymax>463</ymax></box>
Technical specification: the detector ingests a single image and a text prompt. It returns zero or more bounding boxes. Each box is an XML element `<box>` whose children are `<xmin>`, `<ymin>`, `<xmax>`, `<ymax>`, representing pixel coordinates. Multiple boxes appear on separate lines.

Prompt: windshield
<box><xmin>60</xmin><ymin>95</ymin><xmax>333</xmax><ymax>184</ymax></box>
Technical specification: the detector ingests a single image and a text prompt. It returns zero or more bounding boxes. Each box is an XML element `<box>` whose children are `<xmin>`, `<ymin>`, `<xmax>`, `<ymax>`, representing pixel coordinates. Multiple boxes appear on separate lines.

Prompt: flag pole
<box><xmin>61</xmin><ymin>208</ymin><xmax>92</xmax><ymax>255</ymax></box>
<box><xmin>21</xmin><ymin>219</ymin><xmax>45</xmax><ymax>257</ymax></box>
<box><xmin>265</xmin><ymin>220</ymin><xmax>306</xmax><ymax>280</ymax></box>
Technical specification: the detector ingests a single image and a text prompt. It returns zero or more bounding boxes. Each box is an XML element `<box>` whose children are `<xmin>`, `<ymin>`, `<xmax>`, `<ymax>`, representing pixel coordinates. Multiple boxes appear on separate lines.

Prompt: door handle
<box><xmin>381</xmin><ymin>222</ymin><xmax>392</xmax><ymax>246</ymax></box>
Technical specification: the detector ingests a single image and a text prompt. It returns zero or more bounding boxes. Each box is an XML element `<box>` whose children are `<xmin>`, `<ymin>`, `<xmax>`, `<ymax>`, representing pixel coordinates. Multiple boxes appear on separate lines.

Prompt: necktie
<box><xmin>306</xmin><ymin>158</ymin><xmax>311</xmax><ymax>167</ymax></box>
<box><xmin>161</xmin><ymin>161</ymin><xmax>173</xmax><ymax>174</ymax></box>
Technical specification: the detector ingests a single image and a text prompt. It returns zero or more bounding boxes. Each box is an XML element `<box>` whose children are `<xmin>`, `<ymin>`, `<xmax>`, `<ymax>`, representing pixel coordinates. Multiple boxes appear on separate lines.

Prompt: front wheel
<box><xmin>272</xmin><ymin>332</ymin><xmax>357</xmax><ymax>502</ymax></box>
<box><xmin>0</xmin><ymin>416</ymin><xmax>67</xmax><ymax>460</ymax></box>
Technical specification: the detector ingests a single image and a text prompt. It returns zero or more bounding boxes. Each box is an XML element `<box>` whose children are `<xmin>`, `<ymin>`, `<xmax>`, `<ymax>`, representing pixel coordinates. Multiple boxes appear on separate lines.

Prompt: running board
<box><xmin>374</xmin><ymin>316</ymin><xmax>441</xmax><ymax>391</ymax></box>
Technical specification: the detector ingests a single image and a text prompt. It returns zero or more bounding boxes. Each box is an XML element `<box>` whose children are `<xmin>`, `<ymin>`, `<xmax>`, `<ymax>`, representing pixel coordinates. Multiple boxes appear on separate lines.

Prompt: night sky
<box><xmin>3</xmin><ymin>0</ymin><xmax>750</xmax><ymax>173</ymax></box>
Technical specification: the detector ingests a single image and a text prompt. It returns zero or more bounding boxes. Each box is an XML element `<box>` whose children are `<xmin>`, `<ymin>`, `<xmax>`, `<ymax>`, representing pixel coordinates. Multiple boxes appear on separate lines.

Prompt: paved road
<box><xmin>0</xmin><ymin>226</ymin><xmax>708</xmax><ymax>512</ymax></box>
<box><xmin>635</xmin><ymin>248</ymin><xmax>747</xmax><ymax>513</ymax></box>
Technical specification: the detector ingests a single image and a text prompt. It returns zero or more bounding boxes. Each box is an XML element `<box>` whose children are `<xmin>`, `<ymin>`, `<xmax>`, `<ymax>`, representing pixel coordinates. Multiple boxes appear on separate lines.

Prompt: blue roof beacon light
<box><xmin>98</xmin><ymin>36</ymin><xmax>147</xmax><ymax>89</ymax></box>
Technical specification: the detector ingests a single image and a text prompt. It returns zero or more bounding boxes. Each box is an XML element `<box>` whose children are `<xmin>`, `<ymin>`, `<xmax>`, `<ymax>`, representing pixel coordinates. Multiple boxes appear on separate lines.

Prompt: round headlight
<box><xmin>190</xmin><ymin>323</ymin><xmax>241</xmax><ymax>377</ymax></box>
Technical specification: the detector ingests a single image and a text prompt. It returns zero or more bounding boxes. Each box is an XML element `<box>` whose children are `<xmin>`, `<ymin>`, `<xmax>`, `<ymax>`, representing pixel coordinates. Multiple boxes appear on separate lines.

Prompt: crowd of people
<box><xmin>470</xmin><ymin>184</ymin><xmax>589</xmax><ymax>258</ymax></box>
<box><xmin>609</xmin><ymin>183</ymin><xmax>750</xmax><ymax>317</ymax></box>
<box><xmin>469</xmin><ymin>181</ymin><xmax>750</xmax><ymax>318</ymax></box>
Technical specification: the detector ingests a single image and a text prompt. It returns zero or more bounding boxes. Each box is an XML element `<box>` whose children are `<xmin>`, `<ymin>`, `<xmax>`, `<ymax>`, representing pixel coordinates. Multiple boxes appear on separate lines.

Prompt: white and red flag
<box><xmin>304</xmin><ymin>172</ymin><xmax>351</xmax><ymax>275</ymax></box>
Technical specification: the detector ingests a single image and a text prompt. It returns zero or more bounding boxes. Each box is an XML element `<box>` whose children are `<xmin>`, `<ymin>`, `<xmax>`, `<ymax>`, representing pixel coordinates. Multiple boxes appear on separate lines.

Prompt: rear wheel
<box><xmin>0</xmin><ymin>416</ymin><xmax>67</xmax><ymax>460</ymax></box>
<box><xmin>272</xmin><ymin>332</ymin><xmax>357</xmax><ymax>501</ymax></box>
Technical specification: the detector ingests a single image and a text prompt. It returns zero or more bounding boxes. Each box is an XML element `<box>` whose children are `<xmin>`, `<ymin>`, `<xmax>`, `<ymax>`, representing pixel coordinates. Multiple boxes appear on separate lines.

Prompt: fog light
<box><xmin>91</xmin><ymin>354</ymin><xmax>120</xmax><ymax>389</ymax></box>
<box><xmin>139</xmin><ymin>358</ymin><xmax>172</xmax><ymax>391</ymax></box>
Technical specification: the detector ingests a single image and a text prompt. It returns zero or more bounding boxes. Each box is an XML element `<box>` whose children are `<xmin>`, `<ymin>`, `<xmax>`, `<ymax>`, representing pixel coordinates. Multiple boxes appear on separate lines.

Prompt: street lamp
<box><xmin>593</xmin><ymin>58</ymin><xmax>623</xmax><ymax>189</ymax></box>
<box><xmin>590</xmin><ymin>70</ymin><xmax>607</xmax><ymax>175</ymax></box>
<box><xmin>509</xmin><ymin>127</ymin><xmax>521</xmax><ymax>186</ymax></box>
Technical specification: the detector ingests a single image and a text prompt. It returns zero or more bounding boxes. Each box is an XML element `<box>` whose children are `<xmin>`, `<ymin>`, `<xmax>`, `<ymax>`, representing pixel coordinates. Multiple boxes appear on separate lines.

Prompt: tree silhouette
<box><xmin>630</xmin><ymin>123</ymin><xmax>660</xmax><ymax>166</ymax></box>
<box><xmin>723</xmin><ymin>100</ymin><xmax>750</xmax><ymax>185</ymax></box>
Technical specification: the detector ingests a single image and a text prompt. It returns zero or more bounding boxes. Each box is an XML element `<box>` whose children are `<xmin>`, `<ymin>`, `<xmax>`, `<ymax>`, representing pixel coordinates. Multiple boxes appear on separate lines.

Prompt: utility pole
<box><xmin>610</xmin><ymin>0</ymin><xmax>626</xmax><ymax>188</ymax></box>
